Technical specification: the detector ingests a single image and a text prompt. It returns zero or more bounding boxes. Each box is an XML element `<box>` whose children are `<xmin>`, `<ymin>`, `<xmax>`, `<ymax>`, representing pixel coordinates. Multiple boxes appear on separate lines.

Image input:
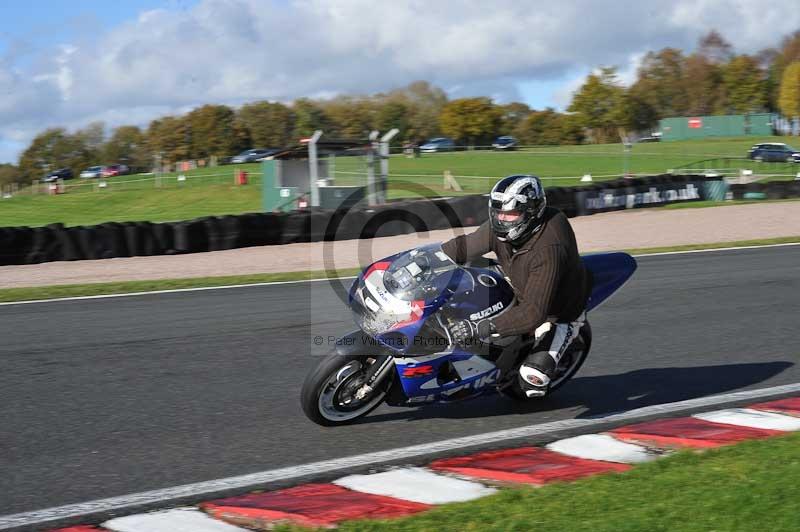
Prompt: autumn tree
<box><xmin>697</xmin><ymin>30</ymin><xmax>733</xmax><ymax>65</ymax></box>
<box><xmin>103</xmin><ymin>125</ymin><xmax>149</xmax><ymax>169</ymax></box>
<box><xmin>498</xmin><ymin>102</ymin><xmax>532</xmax><ymax>133</ymax></box>
<box><xmin>780</xmin><ymin>31</ymin><xmax>800</xmax><ymax>65</ymax></box>
<box><xmin>758</xmin><ymin>48</ymin><xmax>783</xmax><ymax>112</ymax></box>
<box><xmin>185</xmin><ymin>104</ymin><xmax>240</xmax><ymax>158</ymax></box>
<box><xmin>0</xmin><ymin>163</ymin><xmax>21</xmax><ymax>187</ymax></box>
<box><xmin>388</xmin><ymin>81</ymin><xmax>448</xmax><ymax>141</ymax></box>
<box><xmin>558</xmin><ymin>114</ymin><xmax>586</xmax><ymax>145</ymax></box>
<box><xmin>291</xmin><ymin>98</ymin><xmax>330</xmax><ymax>139</ymax></box>
<box><xmin>237</xmin><ymin>101</ymin><xmax>295</xmax><ymax>148</ymax></box>
<box><xmin>75</xmin><ymin>122</ymin><xmax>106</xmax><ymax>159</ymax></box>
<box><xmin>18</xmin><ymin>128</ymin><xmax>93</xmax><ymax>180</ymax></box>
<box><xmin>768</xmin><ymin>32</ymin><xmax>800</xmax><ymax>111</ymax></box>
<box><xmin>778</xmin><ymin>62</ymin><xmax>800</xmax><ymax>117</ymax></box>
<box><xmin>629</xmin><ymin>48</ymin><xmax>688</xmax><ymax>118</ymax></box>
<box><xmin>375</xmin><ymin>100</ymin><xmax>410</xmax><ymax>140</ymax></box>
<box><xmin>721</xmin><ymin>55</ymin><xmax>766</xmax><ymax>114</ymax></box>
<box><xmin>617</xmin><ymin>91</ymin><xmax>659</xmax><ymax>132</ymax></box>
<box><xmin>515</xmin><ymin>109</ymin><xmax>562</xmax><ymax>145</ymax></box>
<box><xmin>439</xmin><ymin>97</ymin><xmax>501</xmax><ymax>146</ymax></box>
<box><xmin>683</xmin><ymin>53</ymin><xmax>723</xmax><ymax>115</ymax></box>
<box><xmin>147</xmin><ymin>116</ymin><xmax>191</xmax><ymax>164</ymax></box>
<box><xmin>568</xmin><ymin>68</ymin><xmax>627</xmax><ymax>143</ymax></box>
<box><xmin>322</xmin><ymin>97</ymin><xmax>377</xmax><ymax>139</ymax></box>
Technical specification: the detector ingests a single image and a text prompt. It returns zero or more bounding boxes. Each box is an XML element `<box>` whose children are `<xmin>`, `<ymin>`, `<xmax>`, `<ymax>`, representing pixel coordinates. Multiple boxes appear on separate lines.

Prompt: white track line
<box><xmin>1</xmin><ymin>241</ymin><xmax>798</xmax><ymax>307</ymax></box>
<box><xmin>630</xmin><ymin>241</ymin><xmax>800</xmax><ymax>258</ymax></box>
<box><xmin>0</xmin><ymin>276</ymin><xmax>353</xmax><ymax>307</ymax></box>
<box><xmin>2</xmin><ymin>382</ymin><xmax>799</xmax><ymax>530</ymax></box>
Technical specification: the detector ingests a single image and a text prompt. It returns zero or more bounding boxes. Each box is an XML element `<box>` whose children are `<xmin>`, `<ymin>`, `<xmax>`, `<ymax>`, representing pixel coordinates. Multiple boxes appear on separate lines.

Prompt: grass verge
<box><xmin>324</xmin><ymin>432</ymin><xmax>800</xmax><ymax>532</ymax></box>
<box><xmin>2</xmin><ymin>136</ymin><xmax>795</xmax><ymax>227</ymax></box>
<box><xmin>0</xmin><ymin>268</ymin><xmax>362</xmax><ymax>303</ymax></box>
<box><xmin>1</xmin><ymin>236</ymin><xmax>799</xmax><ymax>303</ymax></box>
<box><xmin>620</xmin><ymin>235</ymin><xmax>800</xmax><ymax>254</ymax></box>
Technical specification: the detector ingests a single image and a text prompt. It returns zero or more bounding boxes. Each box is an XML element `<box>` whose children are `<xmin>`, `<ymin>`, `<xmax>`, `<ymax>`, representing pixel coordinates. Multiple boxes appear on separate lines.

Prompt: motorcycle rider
<box><xmin>442</xmin><ymin>174</ymin><xmax>592</xmax><ymax>397</ymax></box>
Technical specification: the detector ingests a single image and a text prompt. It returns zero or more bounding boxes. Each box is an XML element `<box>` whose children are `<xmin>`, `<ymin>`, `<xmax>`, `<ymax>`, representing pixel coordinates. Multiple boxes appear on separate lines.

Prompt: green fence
<box><xmin>660</xmin><ymin>114</ymin><xmax>774</xmax><ymax>141</ymax></box>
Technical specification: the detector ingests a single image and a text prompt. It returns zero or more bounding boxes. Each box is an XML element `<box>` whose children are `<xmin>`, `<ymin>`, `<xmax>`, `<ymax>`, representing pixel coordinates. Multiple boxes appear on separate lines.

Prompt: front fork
<box><xmin>354</xmin><ymin>354</ymin><xmax>394</xmax><ymax>400</ymax></box>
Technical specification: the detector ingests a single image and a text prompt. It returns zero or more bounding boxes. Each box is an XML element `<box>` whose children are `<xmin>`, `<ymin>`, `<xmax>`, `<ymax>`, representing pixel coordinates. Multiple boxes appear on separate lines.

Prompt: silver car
<box><xmin>419</xmin><ymin>138</ymin><xmax>455</xmax><ymax>153</ymax></box>
<box><xmin>80</xmin><ymin>166</ymin><xmax>104</xmax><ymax>179</ymax></box>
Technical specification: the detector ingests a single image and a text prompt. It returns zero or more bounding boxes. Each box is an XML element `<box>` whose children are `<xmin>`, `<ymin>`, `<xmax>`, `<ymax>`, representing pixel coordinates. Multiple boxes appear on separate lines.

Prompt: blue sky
<box><xmin>0</xmin><ymin>1</ymin><xmax>201</xmax><ymax>163</ymax></box>
<box><xmin>1</xmin><ymin>0</ymin><xmax>798</xmax><ymax>165</ymax></box>
<box><xmin>0</xmin><ymin>1</ymin><xmax>196</xmax><ymax>53</ymax></box>
<box><xmin>0</xmin><ymin>0</ymin><xmax>570</xmax><ymax>109</ymax></box>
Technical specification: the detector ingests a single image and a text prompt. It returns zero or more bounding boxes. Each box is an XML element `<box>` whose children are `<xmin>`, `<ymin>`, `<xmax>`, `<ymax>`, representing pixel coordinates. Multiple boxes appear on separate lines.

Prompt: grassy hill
<box><xmin>1</xmin><ymin>136</ymin><xmax>796</xmax><ymax>227</ymax></box>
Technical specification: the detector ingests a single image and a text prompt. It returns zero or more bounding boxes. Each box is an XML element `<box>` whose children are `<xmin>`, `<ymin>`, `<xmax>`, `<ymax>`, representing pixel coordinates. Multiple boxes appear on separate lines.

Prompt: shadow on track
<box><xmin>359</xmin><ymin>361</ymin><xmax>794</xmax><ymax>424</ymax></box>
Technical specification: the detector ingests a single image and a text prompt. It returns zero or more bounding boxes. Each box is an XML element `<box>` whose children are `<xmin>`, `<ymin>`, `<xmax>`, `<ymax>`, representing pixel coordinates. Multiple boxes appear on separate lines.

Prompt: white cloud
<box><xmin>550</xmin><ymin>74</ymin><xmax>587</xmax><ymax>111</ymax></box>
<box><xmin>1</xmin><ymin>0</ymin><xmax>799</xmax><ymax>162</ymax></box>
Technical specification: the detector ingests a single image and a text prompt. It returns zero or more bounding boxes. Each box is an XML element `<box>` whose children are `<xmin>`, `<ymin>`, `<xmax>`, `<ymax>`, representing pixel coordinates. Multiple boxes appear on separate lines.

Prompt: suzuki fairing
<box><xmin>301</xmin><ymin>244</ymin><xmax>636</xmax><ymax>426</ymax></box>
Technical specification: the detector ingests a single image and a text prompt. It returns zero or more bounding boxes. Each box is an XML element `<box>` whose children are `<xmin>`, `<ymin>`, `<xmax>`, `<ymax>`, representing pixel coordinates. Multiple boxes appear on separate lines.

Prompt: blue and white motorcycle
<box><xmin>301</xmin><ymin>244</ymin><xmax>636</xmax><ymax>426</ymax></box>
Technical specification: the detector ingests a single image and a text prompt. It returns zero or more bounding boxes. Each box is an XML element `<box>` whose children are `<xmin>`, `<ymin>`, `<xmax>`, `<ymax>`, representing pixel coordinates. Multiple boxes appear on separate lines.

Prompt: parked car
<box><xmin>419</xmin><ymin>137</ymin><xmax>455</xmax><ymax>153</ymax></box>
<box><xmin>231</xmin><ymin>148</ymin><xmax>280</xmax><ymax>163</ymax></box>
<box><xmin>748</xmin><ymin>143</ymin><xmax>800</xmax><ymax>163</ymax></box>
<box><xmin>42</xmin><ymin>168</ymin><xmax>73</xmax><ymax>183</ymax></box>
<box><xmin>102</xmin><ymin>164</ymin><xmax>129</xmax><ymax>177</ymax></box>
<box><xmin>492</xmin><ymin>135</ymin><xmax>518</xmax><ymax>150</ymax></box>
<box><xmin>80</xmin><ymin>166</ymin><xmax>105</xmax><ymax>179</ymax></box>
<box><xmin>256</xmin><ymin>148</ymin><xmax>282</xmax><ymax>161</ymax></box>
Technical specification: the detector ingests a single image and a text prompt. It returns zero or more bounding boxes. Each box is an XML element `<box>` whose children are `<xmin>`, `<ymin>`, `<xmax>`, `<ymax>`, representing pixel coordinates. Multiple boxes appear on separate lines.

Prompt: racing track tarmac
<box><xmin>1</xmin><ymin>245</ymin><xmax>799</xmax><ymax>515</ymax></box>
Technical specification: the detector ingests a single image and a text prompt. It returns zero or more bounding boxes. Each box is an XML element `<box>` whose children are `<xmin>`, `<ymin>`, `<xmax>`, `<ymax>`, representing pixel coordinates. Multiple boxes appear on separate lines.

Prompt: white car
<box><xmin>80</xmin><ymin>166</ymin><xmax>104</xmax><ymax>179</ymax></box>
<box><xmin>419</xmin><ymin>138</ymin><xmax>455</xmax><ymax>153</ymax></box>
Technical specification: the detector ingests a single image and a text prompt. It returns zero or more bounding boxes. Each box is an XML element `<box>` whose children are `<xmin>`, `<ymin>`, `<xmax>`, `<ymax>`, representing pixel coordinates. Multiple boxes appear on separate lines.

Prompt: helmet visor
<box><xmin>490</xmin><ymin>203</ymin><xmax>529</xmax><ymax>234</ymax></box>
<box><xmin>496</xmin><ymin>210</ymin><xmax>522</xmax><ymax>223</ymax></box>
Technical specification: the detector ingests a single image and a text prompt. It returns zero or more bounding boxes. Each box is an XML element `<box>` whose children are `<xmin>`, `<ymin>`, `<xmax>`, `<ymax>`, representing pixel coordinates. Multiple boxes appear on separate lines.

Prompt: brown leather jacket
<box><xmin>442</xmin><ymin>207</ymin><xmax>591</xmax><ymax>336</ymax></box>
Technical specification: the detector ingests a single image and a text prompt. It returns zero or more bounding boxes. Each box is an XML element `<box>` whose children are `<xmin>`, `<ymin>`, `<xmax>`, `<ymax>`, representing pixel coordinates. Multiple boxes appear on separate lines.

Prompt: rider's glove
<box><xmin>449</xmin><ymin>318</ymin><xmax>498</xmax><ymax>345</ymax></box>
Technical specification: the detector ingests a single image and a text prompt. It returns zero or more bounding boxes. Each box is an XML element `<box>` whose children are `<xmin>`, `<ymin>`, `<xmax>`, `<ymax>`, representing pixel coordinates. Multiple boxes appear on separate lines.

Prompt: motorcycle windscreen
<box><xmin>350</xmin><ymin>245</ymin><xmax>464</xmax><ymax>336</ymax></box>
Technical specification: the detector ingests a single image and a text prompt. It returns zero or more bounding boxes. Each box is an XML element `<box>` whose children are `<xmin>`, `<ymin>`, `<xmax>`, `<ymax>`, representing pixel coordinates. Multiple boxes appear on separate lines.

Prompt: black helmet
<box><xmin>488</xmin><ymin>174</ymin><xmax>547</xmax><ymax>244</ymax></box>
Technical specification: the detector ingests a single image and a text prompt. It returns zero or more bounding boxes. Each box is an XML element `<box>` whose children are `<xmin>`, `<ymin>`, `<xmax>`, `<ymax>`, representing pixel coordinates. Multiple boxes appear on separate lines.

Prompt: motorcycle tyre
<box><xmin>301</xmin><ymin>352</ymin><xmax>394</xmax><ymax>426</ymax></box>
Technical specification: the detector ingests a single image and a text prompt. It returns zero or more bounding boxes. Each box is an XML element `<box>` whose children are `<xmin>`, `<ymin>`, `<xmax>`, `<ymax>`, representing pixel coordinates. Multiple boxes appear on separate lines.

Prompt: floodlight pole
<box><xmin>379</xmin><ymin>128</ymin><xmax>399</xmax><ymax>204</ymax></box>
<box><xmin>367</xmin><ymin>130</ymin><xmax>380</xmax><ymax>206</ymax></box>
<box><xmin>308</xmin><ymin>130</ymin><xmax>323</xmax><ymax>207</ymax></box>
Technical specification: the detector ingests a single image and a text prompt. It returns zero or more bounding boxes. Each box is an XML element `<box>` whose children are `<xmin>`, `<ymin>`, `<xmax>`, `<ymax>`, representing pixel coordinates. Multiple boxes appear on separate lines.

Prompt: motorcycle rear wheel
<box><xmin>507</xmin><ymin>321</ymin><xmax>592</xmax><ymax>400</ymax></box>
<box><xmin>301</xmin><ymin>353</ymin><xmax>393</xmax><ymax>426</ymax></box>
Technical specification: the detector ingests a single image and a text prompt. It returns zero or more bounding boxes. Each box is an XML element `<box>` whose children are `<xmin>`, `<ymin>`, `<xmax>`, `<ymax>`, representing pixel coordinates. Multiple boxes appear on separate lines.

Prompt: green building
<box><xmin>659</xmin><ymin>113</ymin><xmax>774</xmax><ymax>141</ymax></box>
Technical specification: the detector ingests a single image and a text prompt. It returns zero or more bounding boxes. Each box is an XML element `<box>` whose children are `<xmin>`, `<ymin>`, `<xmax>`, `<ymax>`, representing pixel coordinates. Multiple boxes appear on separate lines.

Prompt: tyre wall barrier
<box><xmin>729</xmin><ymin>180</ymin><xmax>800</xmax><ymax>200</ymax></box>
<box><xmin>0</xmin><ymin>226</ymin><xmax>32</xmax><ymax>265</ymax></box>
<box><xmin>2</xmin><ymin>175</ymin><xmax>796</xmax><ymax>266</ymax></box>
<box><xmin>573</xmin><ymin>174</ymin><xmax>718</xmax><ymax>216</ymax></box>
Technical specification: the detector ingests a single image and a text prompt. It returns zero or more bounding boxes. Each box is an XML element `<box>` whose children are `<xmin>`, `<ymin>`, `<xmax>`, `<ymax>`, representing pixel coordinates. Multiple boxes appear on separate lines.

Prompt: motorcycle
<box><xmin>301</xmin><ymin>243</ymin><xmax>636</xmax><ymax>426</ymax></box>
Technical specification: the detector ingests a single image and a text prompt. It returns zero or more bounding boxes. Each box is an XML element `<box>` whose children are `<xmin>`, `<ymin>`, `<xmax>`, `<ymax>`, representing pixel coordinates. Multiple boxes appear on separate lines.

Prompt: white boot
<box><xmin>518</xmin><ymin>364</ymin><xmax>550</xmax><ymax>397</ymax></box>
<box><xmin>518</xmin><ymin>350</ymin><xmax>556</xmax><ymax>397</ymax></box>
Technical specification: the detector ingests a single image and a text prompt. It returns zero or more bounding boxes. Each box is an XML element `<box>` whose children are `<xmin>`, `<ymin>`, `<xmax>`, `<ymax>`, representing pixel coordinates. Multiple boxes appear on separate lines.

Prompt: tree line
<box><xmin>4</xmin><ymin>30</ymin><xmax>800</xmax><ymax>186</ymax></box>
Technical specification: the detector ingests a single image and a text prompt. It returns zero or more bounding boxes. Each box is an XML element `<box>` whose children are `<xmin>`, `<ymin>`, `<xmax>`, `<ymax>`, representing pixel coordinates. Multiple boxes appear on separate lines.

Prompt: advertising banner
<box><xmin>573</xmin><ymin>177</ymin><xmax>722</xmax><ymax>215</ymax></box>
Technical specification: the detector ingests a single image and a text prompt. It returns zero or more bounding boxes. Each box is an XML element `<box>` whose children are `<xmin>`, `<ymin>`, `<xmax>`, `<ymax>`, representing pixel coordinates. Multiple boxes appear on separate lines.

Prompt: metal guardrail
<box><xmin>670</xmin><ymin>157</ymin><xmax>798</xmax><ymax>177</ymax></box>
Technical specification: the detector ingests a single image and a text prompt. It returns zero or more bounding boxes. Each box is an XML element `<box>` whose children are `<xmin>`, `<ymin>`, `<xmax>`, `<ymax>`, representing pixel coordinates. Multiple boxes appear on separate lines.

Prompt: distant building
<box><xmin>659</xmin><ymin>113</ymin><xmax>774</xmax><ymax>141</ymax></box>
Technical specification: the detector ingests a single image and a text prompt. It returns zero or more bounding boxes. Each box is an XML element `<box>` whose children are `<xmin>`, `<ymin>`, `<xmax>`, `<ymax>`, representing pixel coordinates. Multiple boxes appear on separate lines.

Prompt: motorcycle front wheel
<box><xmin>301</xmin><ymin>353</ymin><xmax>393</xmax><ymax>426</ymax></box>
